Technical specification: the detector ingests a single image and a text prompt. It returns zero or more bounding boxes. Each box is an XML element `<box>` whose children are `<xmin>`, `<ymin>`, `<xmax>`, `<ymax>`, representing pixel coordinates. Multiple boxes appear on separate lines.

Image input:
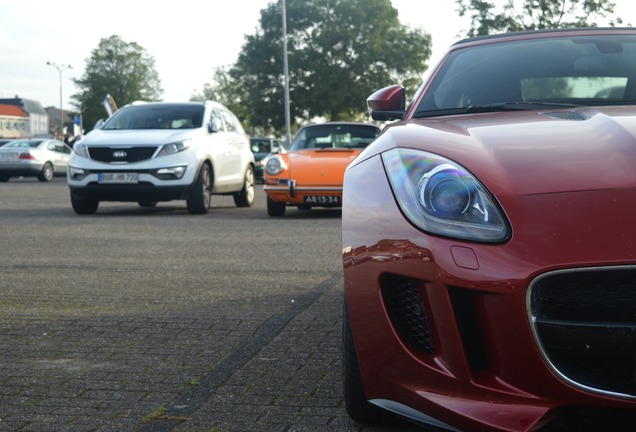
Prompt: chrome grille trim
<box><xmin>527</xmin><ymin>265</ymin><xmax>636</xmax><ymax>400</ymax></box>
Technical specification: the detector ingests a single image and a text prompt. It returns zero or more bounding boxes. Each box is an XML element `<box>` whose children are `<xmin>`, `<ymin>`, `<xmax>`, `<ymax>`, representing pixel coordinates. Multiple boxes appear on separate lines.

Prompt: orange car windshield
<box><xmin>290</xmin><ymin>124</ymin><xmax>380</xmax><ymax>151</ymax></box>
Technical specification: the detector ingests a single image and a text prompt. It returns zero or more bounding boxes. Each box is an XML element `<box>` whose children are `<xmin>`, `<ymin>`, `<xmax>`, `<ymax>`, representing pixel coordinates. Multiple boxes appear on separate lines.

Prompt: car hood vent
<box><xmin>541</xmin><ymin>111</ymin><xmax>590</xmax><ymax>121</ymax></box>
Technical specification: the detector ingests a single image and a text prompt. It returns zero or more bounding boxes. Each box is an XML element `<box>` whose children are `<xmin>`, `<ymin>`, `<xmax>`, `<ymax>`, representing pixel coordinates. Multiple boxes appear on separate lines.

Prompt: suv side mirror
<box><xmin>208</xmin><ymin>118</ymin><xmax>222</xmax><ymax>133</ymax></box>
<box><xmin>94</xmin><ymin>119</ymin><xmax>105</xmax><ymax>130</ymax></box>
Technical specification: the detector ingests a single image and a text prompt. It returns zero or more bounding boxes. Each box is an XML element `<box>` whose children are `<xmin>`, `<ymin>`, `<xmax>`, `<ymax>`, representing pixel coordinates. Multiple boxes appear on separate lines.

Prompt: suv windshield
<box><xmin>416</xmin><ymin>34</ymin><xmax>636</xmax><ymax>117</ymax></box>
<box><xmin>103</xmin><ymin>104</ymin><xmax>205</xmax><ymax>130</ymax></box>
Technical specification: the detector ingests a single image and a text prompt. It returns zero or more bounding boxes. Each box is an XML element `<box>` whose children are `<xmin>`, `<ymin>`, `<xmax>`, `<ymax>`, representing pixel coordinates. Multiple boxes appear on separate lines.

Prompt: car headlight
<box><xmin>381</xmin><ymin>148</ymin><xmax>509</xmax><ymax>242</ymax></box>
<box><xmin>265</xmin><ymin>156</ymin><xmax>286</xmax><ymax>176</ymax></box>
<box><xmin>156</xmin><ymin>140</ymin><xmax>191</xmax><ymax>157</ymax></box>
<box><xmin>73</xmin><ymin>143</ymin><xmax>90</xmax><ymax>158</ymax></box>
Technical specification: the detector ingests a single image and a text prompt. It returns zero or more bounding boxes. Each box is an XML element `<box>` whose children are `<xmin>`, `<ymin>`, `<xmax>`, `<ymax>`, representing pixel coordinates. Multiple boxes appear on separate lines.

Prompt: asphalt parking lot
<box><xmin>0</xmin><ymin>178</ymin><xmax>423</xmax><ymax>432</ymax></box>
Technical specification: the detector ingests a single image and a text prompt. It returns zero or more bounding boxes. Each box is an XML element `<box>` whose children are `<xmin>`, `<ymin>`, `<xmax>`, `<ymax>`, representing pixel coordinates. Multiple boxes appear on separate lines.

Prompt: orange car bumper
<box><xmin>264</xmin><ymin>182</ymin><xmax>342</xmax><ymax>206</ymax></box>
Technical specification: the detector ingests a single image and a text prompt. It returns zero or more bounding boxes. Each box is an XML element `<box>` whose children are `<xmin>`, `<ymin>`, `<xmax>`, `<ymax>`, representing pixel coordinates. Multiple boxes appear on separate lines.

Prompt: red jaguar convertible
<box><xmin>343</xmin><ymin>28</ymin><xmax>636</xmax><ymax>432</ymax></box>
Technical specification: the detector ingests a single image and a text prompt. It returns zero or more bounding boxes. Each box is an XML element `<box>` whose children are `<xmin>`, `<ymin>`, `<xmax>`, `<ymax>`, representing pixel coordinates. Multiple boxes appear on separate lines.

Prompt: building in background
<box><xmin>0</xmin><ymin>104</ymin><xmax>29</xmax><ymax>138</ymax></box>
<box><xmin>0</xmin><ymin>97</ymin><xmax>49</xmax><ymax>138</ymax></box>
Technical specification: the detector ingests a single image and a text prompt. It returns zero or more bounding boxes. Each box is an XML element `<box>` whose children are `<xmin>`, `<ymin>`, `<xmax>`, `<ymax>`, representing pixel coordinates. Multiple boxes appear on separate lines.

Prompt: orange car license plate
<box><xmin>304</xmin><ymin>195</ymin><xmax>340</xmax><ymax>204</ymax></box>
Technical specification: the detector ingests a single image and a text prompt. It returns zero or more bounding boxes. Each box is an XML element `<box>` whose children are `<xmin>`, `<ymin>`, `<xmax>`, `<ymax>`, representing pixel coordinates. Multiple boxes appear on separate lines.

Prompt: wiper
<box><xmin>414</xmin><ymin>102</ymin><xmax>583</xmax><ymax>118</ymax></box>
<box><xmin>413</xmin><ymin>107</ymin><xmax>472</xmax><ymax>118</ymax></box>
<box><xmin>465</xmin><ymin>101</ymin><xmax>582</xmax><ymax>113</ymax></box>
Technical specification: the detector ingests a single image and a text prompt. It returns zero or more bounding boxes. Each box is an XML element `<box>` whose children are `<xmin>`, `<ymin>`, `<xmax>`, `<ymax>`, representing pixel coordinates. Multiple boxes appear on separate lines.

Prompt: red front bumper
<box><xmin>342</xmin><ymin>154</ymin><xmax>636</xmax><ymax>431</ymax></box>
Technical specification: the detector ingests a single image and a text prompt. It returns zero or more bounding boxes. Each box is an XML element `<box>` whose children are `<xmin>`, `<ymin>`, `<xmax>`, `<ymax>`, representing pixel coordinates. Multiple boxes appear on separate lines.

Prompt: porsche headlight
<box><xmin>382</xmin><ymin>148</ymin><xmax>509</xmax><ymax>242</ymax></box>
<box><xmin>265</xmin><ymin>156</ymin><xmax>286</xmax><ymax>176</ymax></box>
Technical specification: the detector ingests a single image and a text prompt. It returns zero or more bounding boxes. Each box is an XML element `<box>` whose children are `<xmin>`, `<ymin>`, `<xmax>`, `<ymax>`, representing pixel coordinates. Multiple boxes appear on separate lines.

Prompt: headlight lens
<box><xmin>73</xmin><ymin>143</ymin><xmax>89</xmax><ymax>158</ymax></box>
<box><xmin>382</xmin><ymin>148</ymin><xmax>509</xmax><ymax>242</ymax></box>
<box><xmin>157</xmin><ymin>140</ymin><xmax>191</xmax><ymax>157</ymax></box>
<box><xmin>265</xmin><ymin>156</ymin><xmax>286</xmax><ymax>176</ymax></box>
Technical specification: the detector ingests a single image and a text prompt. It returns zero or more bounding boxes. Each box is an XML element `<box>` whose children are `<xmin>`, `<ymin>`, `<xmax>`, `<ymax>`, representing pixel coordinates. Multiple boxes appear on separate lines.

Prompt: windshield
<box><xmin>290</xmin><ymin>124</ymin><xmax>380</xmax><ymax>150</ymax></box>
<box><xmin>251</xmin><ymin>139</ymin><xmax>272</xmax><ymax>153</ymax></box>
<box><xmin>4</xmin><ymin>140</ymin><xmax>42</xmax><ymax>148</ymax></box>
<box><xmin>103</xmin><ymin>104</ymin><xmax>205</xmax><ymax>130</ymax></box>
<box><xmin>416</xmin><ymin>34</ymin><xmax>636</xmax><ymax>117</ymax></box>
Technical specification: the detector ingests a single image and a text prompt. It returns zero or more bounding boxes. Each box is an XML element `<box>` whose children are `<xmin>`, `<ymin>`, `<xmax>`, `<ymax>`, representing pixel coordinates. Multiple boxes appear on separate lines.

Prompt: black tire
<box><xmin>37</xmin><ymin>162</ymin><xmax>54</xmax><ymax>182</ymax></box>
<box><xmin>187</xmin><ymin>164</ymin><xmax>211</xmax><ymax>214</ymax></box>
<box><xmin>70</xmin><ymin>192</ymin><xmax>99</xmax><ymax>215</ymax></box>
<box><xmin>138</xmin><ymin>201</ymin><xmax>158</xmax><ymax>208</ymax></box>
<box><xmin>343</xmin><ymin>297</ymin><xmax>386</xmax><ymax>424</ymax></box>
<box><xmin>233</xmin><ymin>166</ymin><xmax>255</xmax><ymax>207</ymax></box>
<box><xmin>267</xmin><ymin>196</ymin><xmax>286</xmax><ymax>217</ymax></box>
<box><xmin>0</xmin><ymin>175</ymin><xmax>10</xmax><ymax>182</ymax></box>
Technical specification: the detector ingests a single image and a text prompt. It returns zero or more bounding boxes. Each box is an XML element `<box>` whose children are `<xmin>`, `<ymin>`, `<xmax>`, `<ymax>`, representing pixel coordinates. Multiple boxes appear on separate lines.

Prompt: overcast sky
<box><xmin>0</xmin><ymin>0</ymin><xmax>632</xmax><ymax>111</ymax></box>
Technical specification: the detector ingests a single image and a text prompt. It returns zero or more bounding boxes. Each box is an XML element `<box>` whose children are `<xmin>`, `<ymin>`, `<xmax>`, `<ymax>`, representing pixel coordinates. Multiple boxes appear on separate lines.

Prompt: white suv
<box><xmin>67</xmin><ymin>101</ymin><xmax>255</xmax><ymax>214</ymax></box>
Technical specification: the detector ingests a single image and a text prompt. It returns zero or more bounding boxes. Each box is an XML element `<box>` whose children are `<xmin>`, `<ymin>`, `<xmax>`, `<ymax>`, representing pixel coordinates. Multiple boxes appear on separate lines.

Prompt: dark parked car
<box><xmin>250</xmin><ymin>136</ymin><xmax>285</xmax><ymax>182</ymax></box>
<box><xmin>342</xmin><ymin>28</ymin><xmax>636</xmax><ymax>432</ymax></box>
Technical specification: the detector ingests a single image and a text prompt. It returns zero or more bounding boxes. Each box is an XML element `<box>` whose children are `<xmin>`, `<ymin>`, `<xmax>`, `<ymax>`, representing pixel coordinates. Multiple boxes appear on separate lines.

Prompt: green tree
<box><xmin>71</xmin><ymin>35</ymin><xmax>163</xmax><ymax>131</ymax></box>
<box><xmin>205</xmin><ymin>0</ymin><xmax>431</xmax><ymax>135</ymax></box>
<box><xmin>456</xmin><ymin>0</ymin><xmax>623</xmax><ymax>37</ymax></box>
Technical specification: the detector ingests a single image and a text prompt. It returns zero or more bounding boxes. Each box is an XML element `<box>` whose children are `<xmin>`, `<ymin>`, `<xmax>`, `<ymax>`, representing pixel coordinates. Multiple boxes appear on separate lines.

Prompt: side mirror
<box><xmin>94</xmin><ymin>119</ymin><xmax>105</xmax><ymax>130</ymax></box>
<box><xmin>208</xmin><ymin>118</ymin><xmax>222</xmax><ymax>133</ymax></box>
<box><xmin>367</xmin><ymin>85</ymin><xmax>406</xmax><ymax>121</ymax></box>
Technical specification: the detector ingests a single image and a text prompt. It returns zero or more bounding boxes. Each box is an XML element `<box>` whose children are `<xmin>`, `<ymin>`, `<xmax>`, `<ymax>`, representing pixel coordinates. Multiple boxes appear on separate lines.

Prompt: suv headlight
<box><xmin>157</xmin><ymin>140</ymin><xmax>191</xmax><ymax>157</ymax></box>
<box><xmin>73</xmin><ymin>143</ymin><xmax>90</xmax><ymax>158</ymax></box>
<box><xmin>265</xmin><ymin>156</ymin><xmax>286</xmax><ymax>176</ymax></box>
<box><xmin>382</xmin><ymin>148</ymin><xmax>509</xmax><ymax>243</ymax></box>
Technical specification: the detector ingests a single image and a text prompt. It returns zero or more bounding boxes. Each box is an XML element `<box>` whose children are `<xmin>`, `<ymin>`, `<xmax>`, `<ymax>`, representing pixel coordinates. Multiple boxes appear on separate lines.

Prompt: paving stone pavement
<box><xmin>0</xmin><ymin>180</ymin><xmax>425</xmax><ymax>432</ymax></box>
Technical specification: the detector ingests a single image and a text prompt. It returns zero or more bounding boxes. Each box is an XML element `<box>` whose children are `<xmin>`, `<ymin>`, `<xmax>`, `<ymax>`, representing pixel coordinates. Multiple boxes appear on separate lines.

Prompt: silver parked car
<box><xmin>0</xmin><ymin>138</ymin><xmax>72</xmax><ymax>182</ymax></box>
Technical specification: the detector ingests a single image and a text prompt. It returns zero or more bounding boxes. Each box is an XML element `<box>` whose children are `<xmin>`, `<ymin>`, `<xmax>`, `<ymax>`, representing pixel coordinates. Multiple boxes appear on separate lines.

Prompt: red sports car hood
<box><xmin>376</xmin><ymin>106</ymin><xmax>636</xmax><ymax>196</ymax></box>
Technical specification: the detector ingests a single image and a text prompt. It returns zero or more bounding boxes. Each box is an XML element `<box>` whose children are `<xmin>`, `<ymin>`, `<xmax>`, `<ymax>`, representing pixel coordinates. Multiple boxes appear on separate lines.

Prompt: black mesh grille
<box><xmin>530</xmin><ymin>267</ymin><xmax>636</xmax><ymax>397</ymax></box>
<box><xmin>88</xmin><ymin>146</ymin><xmax>159</xmax><ymax>163</ymax></box>
<box><xmin>541</xmin><ymin>111</ymin><xmax>590</xmax><ymax>121</ymax></box>
<box><xmin>381</xmin><ymin>274</ymin><xmax>434</xmax><ymax>354</ymax></box>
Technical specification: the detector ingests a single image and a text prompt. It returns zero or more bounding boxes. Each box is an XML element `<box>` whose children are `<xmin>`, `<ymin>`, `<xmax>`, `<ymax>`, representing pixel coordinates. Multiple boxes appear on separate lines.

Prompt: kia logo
<box><xmin>113</xmin><ymin>151</ymin><xmax>127</xmax><ymax>158</ymax></box>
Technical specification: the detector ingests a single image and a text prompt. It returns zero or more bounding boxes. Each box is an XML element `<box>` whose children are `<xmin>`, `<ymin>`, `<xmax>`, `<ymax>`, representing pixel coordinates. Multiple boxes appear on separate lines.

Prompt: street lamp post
<box><xmin>281</xmin><ymin>0</ymin><xmax>291</xmax><ymax>147</ymax></box>
<box><xmin>47</xmin><ymin>61</ymin><xmax>72</xmax><ymax>139</ymax></box>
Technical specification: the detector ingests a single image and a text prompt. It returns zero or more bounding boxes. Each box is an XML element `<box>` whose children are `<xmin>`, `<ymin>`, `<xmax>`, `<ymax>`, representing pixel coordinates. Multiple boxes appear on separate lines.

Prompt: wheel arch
<box><xmin>191</xmin><ymin>159</ymin><xmax>216</xmax><ymax>193</ymax></box>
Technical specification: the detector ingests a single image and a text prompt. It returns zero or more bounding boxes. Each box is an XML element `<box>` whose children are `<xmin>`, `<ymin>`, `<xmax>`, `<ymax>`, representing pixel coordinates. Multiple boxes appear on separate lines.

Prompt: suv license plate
<box><xmin>98</xmin><ymin>173</ymin><xmax>139</xmax><ymax>184</ymax></box>
<box><xmin>304</xmin><ymin>195</ymin><xmax>340</xmax><ymax>204</ymax></box>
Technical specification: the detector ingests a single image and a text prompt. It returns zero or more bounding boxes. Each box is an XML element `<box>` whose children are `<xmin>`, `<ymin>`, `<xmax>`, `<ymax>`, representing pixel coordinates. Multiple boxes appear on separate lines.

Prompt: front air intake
<box><xmin>381</xmin><ymin>274</ymin><xmax>434</xmax><ymax>354</ymax></box>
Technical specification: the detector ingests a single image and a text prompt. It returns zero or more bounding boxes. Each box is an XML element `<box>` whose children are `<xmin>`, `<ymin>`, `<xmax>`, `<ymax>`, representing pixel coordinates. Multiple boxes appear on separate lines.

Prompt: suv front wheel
<box><xmin>233</xmin><ymin>166</ymin><xmax>255</xmax><ymax>207</ymax></box>
<box><xmin>70</xmin><ymin>192</ymin><xmax>99</xmax><ymax>215</ymax></box>
<box><xmin>187</xmin><ymin>164</ymin><xmax>211</xmax><ymax>214</ymax></box>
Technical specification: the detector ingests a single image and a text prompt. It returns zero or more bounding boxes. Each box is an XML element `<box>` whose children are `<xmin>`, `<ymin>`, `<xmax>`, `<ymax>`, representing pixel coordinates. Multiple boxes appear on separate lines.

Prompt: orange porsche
<box><xmin>263</xmin><ymin>122</ymin><xmax>380</xmax><ymax>216</ymax></box>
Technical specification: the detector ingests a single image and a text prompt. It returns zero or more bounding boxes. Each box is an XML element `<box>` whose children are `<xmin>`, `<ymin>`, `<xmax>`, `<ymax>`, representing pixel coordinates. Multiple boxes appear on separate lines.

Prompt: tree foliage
<box><xmin>71</xmin><ymin>35</ymin><xmax>163</xmax><ymax>131</ymax></box>
<box><xmin>456</xmin><ymin>0</ymin><xmax>623</xmax><ymax>37</ymax></box>
<box><xmin>203</xmin><ymin>0</ymin><xmax>431</xmax><ymax>135</ymax></box>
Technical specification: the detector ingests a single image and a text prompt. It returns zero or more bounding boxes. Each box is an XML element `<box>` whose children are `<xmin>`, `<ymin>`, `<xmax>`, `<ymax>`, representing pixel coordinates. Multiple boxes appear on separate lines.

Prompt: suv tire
<box><xmin>187</xmin><ymin>164</ymin><xmax>211</xmax><ymax>214</ymax></box>
<box><xmin>70</xmin><ymin>192</ymin><xmax>99</xmax><ymax>215</ymax></box>
<box><xmin>233</xmin><ymin>166</ymin><xmax>255</xmax><ymax>207</ymax></box>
